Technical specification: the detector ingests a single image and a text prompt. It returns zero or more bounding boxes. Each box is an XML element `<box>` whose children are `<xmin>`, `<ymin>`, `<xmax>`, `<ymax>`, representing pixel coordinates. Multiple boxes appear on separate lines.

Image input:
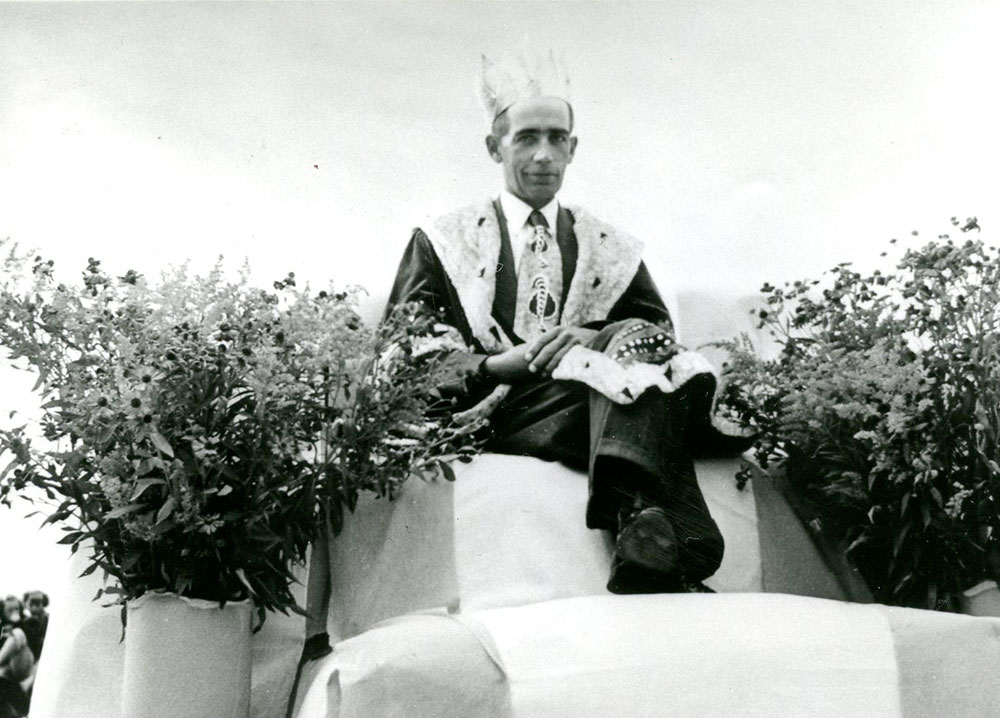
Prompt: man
<box><xmin>386</xmin><ymin>52</ymin><xmax>740</xmax><ymax>593</ymax></box>
<box><xmin>20</xmin><ymin>592</ymin><xmax>47</xmax><ymax>662</ymax></box>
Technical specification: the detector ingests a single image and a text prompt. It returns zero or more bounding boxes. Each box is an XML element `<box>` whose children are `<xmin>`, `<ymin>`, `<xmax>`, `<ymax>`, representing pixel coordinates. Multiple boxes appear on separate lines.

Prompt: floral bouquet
<box><xmin>0</xmin><ymin>241</ymin><xmax>481</xmax><ymax>623</ymax></box>
<box><xmin>715</xmin><ymin>218</ymin><xmax>1000</xmax><ymax>610</ymax></box>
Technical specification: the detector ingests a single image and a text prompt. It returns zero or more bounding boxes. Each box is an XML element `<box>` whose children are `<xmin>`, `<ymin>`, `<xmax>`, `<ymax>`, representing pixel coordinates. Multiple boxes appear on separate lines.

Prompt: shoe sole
<box><xmin>615</xmin><ymin>509</ymin><xmax>679</xmax><ymax>573</ymax></box>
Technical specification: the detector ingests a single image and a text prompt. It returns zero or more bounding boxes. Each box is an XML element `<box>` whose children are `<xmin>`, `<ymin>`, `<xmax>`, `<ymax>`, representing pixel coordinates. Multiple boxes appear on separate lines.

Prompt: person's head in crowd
<box><xmin>1</xmin><ymin>596</ymin><xmax>21</xmax><ymax>645</ymax></box>
<box><xmin>22</xmin><ymin>592</ymin><xmax>48</xmax><ymax>621</ymax></box>
<box><xmin>1</xmin><ymin>597</ymin><xmax>23</xmax><ymax>625</ymax></box>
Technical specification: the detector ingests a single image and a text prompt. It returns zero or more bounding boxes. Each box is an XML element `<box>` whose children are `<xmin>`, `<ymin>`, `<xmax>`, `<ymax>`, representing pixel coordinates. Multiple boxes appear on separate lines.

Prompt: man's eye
<box><xmin>516</xmin><ymin>135</ymin><xmax>537</xmax><ymax>144</ymax></box>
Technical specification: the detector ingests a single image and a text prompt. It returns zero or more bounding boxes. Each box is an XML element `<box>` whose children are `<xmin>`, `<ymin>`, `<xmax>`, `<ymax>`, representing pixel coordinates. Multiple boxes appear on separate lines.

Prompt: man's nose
<box><xmin>532</xmin><ymin>139</ymin><xmax>553</xmax><ymax>162</ymax></box>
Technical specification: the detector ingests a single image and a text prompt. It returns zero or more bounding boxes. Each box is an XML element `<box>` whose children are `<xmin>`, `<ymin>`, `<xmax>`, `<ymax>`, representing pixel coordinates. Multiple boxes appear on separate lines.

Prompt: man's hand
<box><xmin>483</xmin><ymin>326</ymin><xmax>598</xmax><ymax>382</ymax></box>
<box><xmin>480</xmin><ymin>344</ymin><xmax>533</xmax><ymax>382</ymax></box>
<box><xmin>525</xmin><ymin>326</ymin><xmax>598</xmax><ymax>376</ymax></box>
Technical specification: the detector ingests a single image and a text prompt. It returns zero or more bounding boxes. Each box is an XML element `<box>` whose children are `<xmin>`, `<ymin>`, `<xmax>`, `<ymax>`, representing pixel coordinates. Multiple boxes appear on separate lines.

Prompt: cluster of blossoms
<box><xmin>716</xmin><ymin>219</ymin><xmax>1000</xmax><ymax>610</ymax></box>
<box><xmin>0</xmin><ymin>242</ymin><xmax>480</xmax><ymax>619</ymax></box>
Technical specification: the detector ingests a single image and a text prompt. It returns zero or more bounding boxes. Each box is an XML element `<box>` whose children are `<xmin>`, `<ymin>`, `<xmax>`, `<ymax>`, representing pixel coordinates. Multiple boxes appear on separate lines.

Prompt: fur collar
<box><xmin>421</xmin><ymin>198</ymin><xmax>644</xmax><ymax>350</ymax></box>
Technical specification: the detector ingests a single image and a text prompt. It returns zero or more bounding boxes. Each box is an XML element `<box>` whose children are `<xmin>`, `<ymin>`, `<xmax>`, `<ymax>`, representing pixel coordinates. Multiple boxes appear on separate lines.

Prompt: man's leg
<box><xmin>587</xmin><ymin>374</ymin><xmax>725</xmax><ymax>585</ymax></box>
<box><xmin>486</xmin><ymin>369</ymin><xmax>723</xmax><ymax>589</ymax></box>
<box><xmin>485</xmin><ymin>377</ymin><xmax>591</xmax><ymax>468</ymax></box>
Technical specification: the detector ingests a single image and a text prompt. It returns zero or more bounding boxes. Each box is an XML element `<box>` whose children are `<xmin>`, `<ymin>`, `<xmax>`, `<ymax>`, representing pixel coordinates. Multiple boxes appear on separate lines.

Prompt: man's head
<box><xmin>2</xmin><ymin>595</ymin><xmax>22</xmax><ymax>623</ymax></box>
<box><xmin>24</xmin><ymin>591</ymin><xmax>48</xmax><ymax>619</ymax></box>
<box><xmin>485</xmin><ymin>96</ymin><xmax>577</xmax><ymax>209</ymax></box>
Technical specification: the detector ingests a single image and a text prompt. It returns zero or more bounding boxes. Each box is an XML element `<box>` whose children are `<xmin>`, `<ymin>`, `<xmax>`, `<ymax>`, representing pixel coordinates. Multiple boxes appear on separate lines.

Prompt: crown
<box><xmin>476</xmin><ymin>49</ymin><xmax>571</xmax><ymax>128</ymax></box>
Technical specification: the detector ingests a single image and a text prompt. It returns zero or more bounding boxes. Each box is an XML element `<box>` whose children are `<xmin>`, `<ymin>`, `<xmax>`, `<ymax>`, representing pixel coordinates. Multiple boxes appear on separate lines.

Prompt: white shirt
<box><xmin>499</xmin><ymin>190</ymin><xmax>559</xmax><ymax>274</ymax></box>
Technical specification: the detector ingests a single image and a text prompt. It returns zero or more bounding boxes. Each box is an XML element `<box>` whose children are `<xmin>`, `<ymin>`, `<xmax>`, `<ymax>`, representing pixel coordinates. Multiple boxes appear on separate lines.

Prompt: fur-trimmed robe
<box><xmin>386</xmin><ymin>198</ymin><xmax>740</xmax><ymax>582</ymax></box>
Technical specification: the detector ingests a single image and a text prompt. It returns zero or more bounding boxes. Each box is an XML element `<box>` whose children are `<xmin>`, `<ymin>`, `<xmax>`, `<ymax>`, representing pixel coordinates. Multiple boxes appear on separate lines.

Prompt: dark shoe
<box><xmin>607</xmin><ymin>507</ymin><xmax>682</xmax><ymax>594</ymax></box>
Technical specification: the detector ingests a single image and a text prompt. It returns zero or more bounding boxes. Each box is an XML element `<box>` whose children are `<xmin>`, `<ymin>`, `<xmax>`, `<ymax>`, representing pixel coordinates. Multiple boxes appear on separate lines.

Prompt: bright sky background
<box><xmin>2</xmin><ymin>1</ymin><xmax>998</xmax><ymax>607</ymax></box>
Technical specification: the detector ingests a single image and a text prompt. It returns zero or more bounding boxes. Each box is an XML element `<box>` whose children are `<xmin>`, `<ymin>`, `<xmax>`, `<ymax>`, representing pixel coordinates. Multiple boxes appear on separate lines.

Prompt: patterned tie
<box><xmin>514</xmin><ymin>209</ymin><xmax>563</xmax><ymax>341</ymax></box>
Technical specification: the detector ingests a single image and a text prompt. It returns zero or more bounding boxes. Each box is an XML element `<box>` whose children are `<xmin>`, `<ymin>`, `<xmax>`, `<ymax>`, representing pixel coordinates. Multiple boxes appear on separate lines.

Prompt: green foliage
<box><xmin>0</xmin><ymin>243</ymin><xmax>481</xmax><ymax>622</ymax></box>
<box><xmin>716</xmin><ymin>218</ymin><xmax>1000</xmax><ymax>610</ymax></box>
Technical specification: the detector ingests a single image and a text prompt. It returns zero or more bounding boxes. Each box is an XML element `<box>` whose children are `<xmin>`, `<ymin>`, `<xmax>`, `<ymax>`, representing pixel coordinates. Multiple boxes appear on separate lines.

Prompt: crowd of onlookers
<box><xmin>0</xmin><ymin>591</ymin><xmax>49</xmax><ymax>718</ymax></box>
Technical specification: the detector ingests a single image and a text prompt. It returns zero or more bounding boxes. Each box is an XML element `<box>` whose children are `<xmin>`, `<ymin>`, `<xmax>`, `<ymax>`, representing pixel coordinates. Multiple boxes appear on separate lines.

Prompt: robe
<box><xmin>386</xmin><ymin>198</ymin><xmax>738</xmax><ymax>582</ymax></box>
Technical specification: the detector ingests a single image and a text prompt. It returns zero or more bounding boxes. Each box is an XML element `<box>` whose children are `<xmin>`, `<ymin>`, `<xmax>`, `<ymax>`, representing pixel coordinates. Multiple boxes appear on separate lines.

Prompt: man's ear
<box><xmin>568</xmin><ymin>136</ymin><xmax>578</xmax><ymax>162</ymax></box>
<box><xmin>485</xmin><ymin>134</ymin><xmax>503</xmax><ymax>163</ymax></box>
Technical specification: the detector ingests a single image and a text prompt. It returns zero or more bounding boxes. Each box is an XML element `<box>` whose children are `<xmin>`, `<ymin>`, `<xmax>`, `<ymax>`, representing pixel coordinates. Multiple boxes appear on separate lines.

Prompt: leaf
<box><xmin>57</xmin><ymin>531</ymin><xmax>83</xmax><ymax>545</ymax></box>
<box><xmin>846</xmin><ymin>533</ymin><xmax>870</xmax><ymax>554</ymax></box>
<box><xmin>328</xmin><ymin>501</ymin><xmax>344</xmax><ymax>537</ymax></box>
<box><xmin>235</xmin><ymin>568</ymin><xmax>255</xmax><ymax>596</ymax></box>
<box><xmin>893</xmin><ymin>572</ymin><xmax>914</xmax><ymax>595</ymax></box>
<box><xmin>150</xmin><ymin>518</ymin><xmax>177</xmax><ymax>536</ymax></box>
<box><xmin>78</xmin><ymin>562</ymin><xmax>99</xmax><ymax>578</ymax></box>
<box><xmin>892</xmin><ymin>522</ymin><xmax>913</xmax><ymax>559</ymax></box>
<box><xmin>156</xmin><ymin>496</ymin><xmax>176</xmax><ymax>524</ymax></box>
<box><xmin>439</xmin><ymin>462</ymin><xmax>456</xmax><ymax>482</ymax></box>
<box><xmin>106</xmin><ymin>504</ymin><xmax>144</xmax><ymax>520</ymax></box>
<box><xmin>0</xmin><ymin>457</ymin><xmax>21</xmax><ymax>481</ymax></box>
<box><xmin>926</xmin><ymin>583</ymin><xmax>939</xmax><ymax>610</ymax></box>
<box><xmin>130</xmin><ymin>478</ymin><xmax>166</xmax><ymax>501</ymax></box>
<box><xmin>149</xmin><ymin>431</ymin><xmax>174</xmax><ymax>458</ymax></box>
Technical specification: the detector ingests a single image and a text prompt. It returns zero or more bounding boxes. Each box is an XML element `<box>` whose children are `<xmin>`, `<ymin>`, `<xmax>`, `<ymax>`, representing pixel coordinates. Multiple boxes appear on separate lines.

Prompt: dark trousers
<box><xmin>486</xmin><ymin>340</ymin><xmax>725</xmax><ymax>582</ymax></box>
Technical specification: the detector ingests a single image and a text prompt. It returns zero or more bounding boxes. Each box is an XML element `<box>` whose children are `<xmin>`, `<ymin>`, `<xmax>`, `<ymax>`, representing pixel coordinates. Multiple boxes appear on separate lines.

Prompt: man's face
<box><xmin>486</xmin><ymin>96</ymin><xmax>577</xmax><ymax>209</ymax></box>
<box><xmin>27</xmin><ymin>597</ymin><xmax>45</xmax><ymax>619</ymax></box>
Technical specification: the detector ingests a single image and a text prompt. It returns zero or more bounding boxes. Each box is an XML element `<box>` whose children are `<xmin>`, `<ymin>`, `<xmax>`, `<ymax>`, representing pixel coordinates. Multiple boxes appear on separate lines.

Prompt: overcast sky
<box><xmin>2</xmin><ymin>0</ymin><xmax>998</xmax><ymax>602</ymax></box>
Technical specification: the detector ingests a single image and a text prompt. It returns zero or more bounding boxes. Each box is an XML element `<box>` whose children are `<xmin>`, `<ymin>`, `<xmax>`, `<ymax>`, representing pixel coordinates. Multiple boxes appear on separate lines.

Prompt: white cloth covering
<box><xmin>318</xmin><ymin>453</ymin><xmax>762</xmax><ymax>644</ymax></box>
<box><xmin>120</xmin><ymin>593</ymin><xmax>252</xmax><ymax>718</ymax></box>
<box><xmin>475</xmin><ymin>594</ymin><xmax>903</xmax><ymax>718</ymax></box>
<box><xmin>27</xmin><ymin>548</ymin><xmax>307</xmax><ymax>718</ymax></box>
<box><xmin>324</xmin><ymin>474</ymin><xmax>460</xmax><ymax>641</ymax></box>
<box><xmin>293</xmin><ymin>594</ymin><xmax>1000</xmax><ymax>718</ymax></box>
<box><xmin>295</xmin><ymin>612</ymin><xmax>510</xmax><ymax>718</ymax></box>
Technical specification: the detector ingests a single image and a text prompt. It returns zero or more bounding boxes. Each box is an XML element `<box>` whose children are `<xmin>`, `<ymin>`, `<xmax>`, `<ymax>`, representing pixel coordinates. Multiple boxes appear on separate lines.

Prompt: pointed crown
<box><xmin>477</xmin><ymin>49</ymin><xmax>572</xmax><ymax>129</ymax></box>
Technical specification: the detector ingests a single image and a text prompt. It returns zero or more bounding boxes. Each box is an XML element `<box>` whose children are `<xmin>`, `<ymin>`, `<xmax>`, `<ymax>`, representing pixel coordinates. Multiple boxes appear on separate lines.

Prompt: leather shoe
<box><xmin>607</xmin><ymin>506</ymin><xmax>683</xmax><ymax>594</ymax></box>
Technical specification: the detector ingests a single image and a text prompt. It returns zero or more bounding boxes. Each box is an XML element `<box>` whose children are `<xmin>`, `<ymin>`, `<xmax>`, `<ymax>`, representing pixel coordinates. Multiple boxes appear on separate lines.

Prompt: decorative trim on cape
<box><xmin>420</xmin><ymin>200</ymin><xmax>512</xmax><ymax>354</ymax></box>
<box><xmin>551</xmin><ymin>347</ymin><xmax>717</xmax><ymax>405</ymax></box>
<box><xmin>560</xmin><ymin>203</ymin><xmax>644</xmax><ymax>328</ymax></box>
<box><xmin>420</xmin><ymin>199</ymin><xmax>645</xmax><ymax>351</ymax></box>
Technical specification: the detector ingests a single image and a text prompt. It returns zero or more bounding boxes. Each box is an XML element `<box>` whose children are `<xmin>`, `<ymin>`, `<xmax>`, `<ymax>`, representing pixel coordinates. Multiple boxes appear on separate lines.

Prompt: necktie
<box><xmin>514</xmin><ymin>210</ymin><xmax>563</xmax><ymax>341</ymax></box>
